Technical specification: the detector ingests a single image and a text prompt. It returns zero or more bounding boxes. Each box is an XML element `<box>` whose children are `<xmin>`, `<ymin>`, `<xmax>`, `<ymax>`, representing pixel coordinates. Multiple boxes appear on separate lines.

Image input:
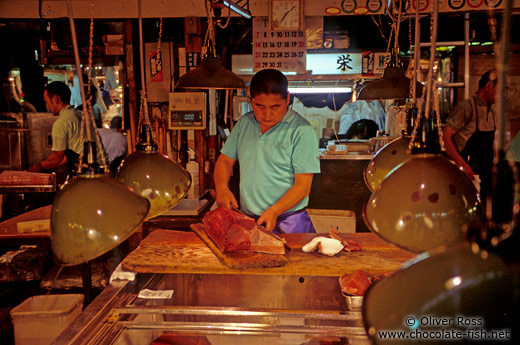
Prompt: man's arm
<box><xmin>257</xmin><ymin>173</ymin><xmax>314</xmax><ymax>231</ymax></box>
<box><xmin>443</xmin><ymin>126</ymin><xmax>474</xmax><ymax>179</ymax></box>
<box><xmin>214</xmin><ymin>153</ymin><xmax>238</xmax><ymax>209</ymax></box>
<box><xmin>27</xmin><ymin>150</ymin><xmax>66</xmax><ymax>172</ymax></box>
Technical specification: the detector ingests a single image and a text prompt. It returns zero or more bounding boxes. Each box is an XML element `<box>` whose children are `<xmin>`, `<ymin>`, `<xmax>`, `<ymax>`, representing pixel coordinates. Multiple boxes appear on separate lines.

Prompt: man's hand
<box><xmin>213</xmin><ymin>154</ymin><xmax>237</xmax><ymax>209</ymax></box>
<box><xmin>215</xmin><ymin>188</ymin><xmax>238</xmax><ymax>210</ymax></box>
<box><xmin>460</xmin><ymin>162</ymin><xmax>475</xmax><ymax>180</ymax></box>
<box><xmin>27</xmin><ymin>163</ymin><xmax>43</xmax><ymax>173</ymax></box>
<box><xmin>257</xmin><ymin>207</ymin><xmax>282</xmax><ymax>232</ymax></box>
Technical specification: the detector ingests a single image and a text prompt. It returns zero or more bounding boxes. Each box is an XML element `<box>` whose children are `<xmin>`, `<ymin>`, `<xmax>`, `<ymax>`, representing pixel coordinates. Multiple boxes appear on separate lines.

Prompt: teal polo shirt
<box><xmin>221</xmin><ymin>108</ymin><xmax>320</xmax><ymax>216</ymax></box>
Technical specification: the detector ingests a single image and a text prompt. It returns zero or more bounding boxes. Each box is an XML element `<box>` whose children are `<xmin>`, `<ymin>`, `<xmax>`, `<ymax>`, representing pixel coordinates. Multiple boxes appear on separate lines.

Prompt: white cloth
<box><xmin>109</xmin><ymin>262</ymin><xmax>135</xmax><ymax>284</ymax></box>
<box><xmin>302</xmin><ymin>237</ymin><xmax>344</xmax><ymax>256</ymax></box>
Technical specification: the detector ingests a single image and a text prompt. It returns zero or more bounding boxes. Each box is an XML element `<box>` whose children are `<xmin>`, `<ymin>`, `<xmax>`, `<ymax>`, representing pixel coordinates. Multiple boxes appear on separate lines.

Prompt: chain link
<box><xmin>79</xmin><ymin>1</ymin><xmax>108</xmax><ymax>170</ymax></box>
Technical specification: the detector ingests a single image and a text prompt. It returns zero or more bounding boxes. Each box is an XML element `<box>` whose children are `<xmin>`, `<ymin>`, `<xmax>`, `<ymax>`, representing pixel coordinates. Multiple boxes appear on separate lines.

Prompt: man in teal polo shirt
<box><xmin>214</xmin><ymin>69</ymin><xmax>320</xmax><ymax>233</ymax></box>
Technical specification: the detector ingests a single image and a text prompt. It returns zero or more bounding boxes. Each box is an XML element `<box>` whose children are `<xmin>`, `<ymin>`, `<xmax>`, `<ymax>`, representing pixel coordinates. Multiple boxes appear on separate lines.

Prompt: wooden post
<box><xmin>125</xmin><ymin>19</ymin><xmax>138</xmax><ymax>151</ymax></box>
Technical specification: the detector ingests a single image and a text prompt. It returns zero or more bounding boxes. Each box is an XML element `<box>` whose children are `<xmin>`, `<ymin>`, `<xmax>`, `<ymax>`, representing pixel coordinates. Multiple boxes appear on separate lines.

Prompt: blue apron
<box><xmin>250</xmin><ymin>209</ymin><xmax>316</xmax><ymax>234</ymax></box>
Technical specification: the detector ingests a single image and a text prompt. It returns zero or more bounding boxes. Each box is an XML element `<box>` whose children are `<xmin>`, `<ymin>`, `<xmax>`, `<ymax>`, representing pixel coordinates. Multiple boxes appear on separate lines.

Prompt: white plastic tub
<box><xmin>307</xmin><ymin>209</ymin><xmax>356</xmax><ymax>233</ymax></box>
<box><xmin>10</xmin><ymin>294</ymin><xmax>83</xmax><ymax>345</ymax></box>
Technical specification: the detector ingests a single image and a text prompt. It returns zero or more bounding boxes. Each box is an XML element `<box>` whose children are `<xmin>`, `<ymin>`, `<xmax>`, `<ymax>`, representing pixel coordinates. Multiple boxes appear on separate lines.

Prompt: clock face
<box><xmin>271</xmin><ymin>0</ymin><xmax>301</xmax><ymax>30</ymax></box>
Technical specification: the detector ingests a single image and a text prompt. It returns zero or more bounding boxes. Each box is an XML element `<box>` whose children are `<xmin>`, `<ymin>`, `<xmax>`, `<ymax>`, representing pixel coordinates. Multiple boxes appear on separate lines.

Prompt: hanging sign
<box><xmin>149</xmin><ymin>51</ymin><xmax>163</xmax><ymax>82</ymax></box>
<box><xmin>252</xmin><ymin>17</ymin><xmax>306</xmax><ymax>73</ymax></box>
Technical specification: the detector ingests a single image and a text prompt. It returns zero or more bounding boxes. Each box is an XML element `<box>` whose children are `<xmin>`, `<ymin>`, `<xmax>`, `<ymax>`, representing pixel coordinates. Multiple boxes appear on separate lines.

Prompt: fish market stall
<box><xmin>52</xmin><ymin>228</ymin><xmax>415</xmax><ymax>345</ymax></box>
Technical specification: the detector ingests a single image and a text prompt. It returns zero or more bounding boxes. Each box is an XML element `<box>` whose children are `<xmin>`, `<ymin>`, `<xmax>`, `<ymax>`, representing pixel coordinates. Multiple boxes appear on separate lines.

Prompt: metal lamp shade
<box><xmin>357</xmin><ymin>66</ymin><xmax>423</xmax><ymax>100</ymax></box>
<box><xmin>116</xmin><ymin>151</ymin><xmax>191</xmax><ymax>219</ymax></box>
<box><xmin>176</xmin><ymin>57</ymin><xmax>245</xmax><ymax>89</ymax></box>
<box><xmin>51</xmin><ymin>174</ymin><xmax>150</xmax><ymax>266</ymax></box>
<box><xmin>362</xmin><ymin>245</ymin><xmax>519</xmax><ymax>344</ymax></box>
<box><xmin>363</xmin><ymin>154</ymin><xmax>481</xmax><ymax>253</ymax></box>
<box><xmin>364</xmin><ymin>136</ymin><xmax>412</xmax><ymax>192</ymax></box>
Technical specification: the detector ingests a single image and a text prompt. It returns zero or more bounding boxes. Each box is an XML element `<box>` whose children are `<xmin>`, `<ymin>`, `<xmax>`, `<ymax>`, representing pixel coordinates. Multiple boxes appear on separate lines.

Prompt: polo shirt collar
<box><xmin>60</xmin><ymin>105</ymin><xmax>74</xmax><ymax>116</ymax></box>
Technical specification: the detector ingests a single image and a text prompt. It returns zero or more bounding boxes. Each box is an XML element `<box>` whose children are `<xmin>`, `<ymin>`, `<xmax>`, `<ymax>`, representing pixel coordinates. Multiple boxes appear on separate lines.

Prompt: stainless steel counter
<box><xmin>52</xmin><ymin>272</ymin><xmax>369</xmax><ymax>345</ymax></box>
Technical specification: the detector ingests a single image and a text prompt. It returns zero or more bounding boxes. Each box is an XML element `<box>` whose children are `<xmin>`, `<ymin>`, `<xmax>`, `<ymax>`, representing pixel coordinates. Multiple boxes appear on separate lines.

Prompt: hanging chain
<box><xmin>78</xmin><ymin>1</ymin><xmax>108</xmax><ymax>170</ymax></box>
<box><xmin>137</xmin><ymin>0</ymin><xmax>165</xmax><ymax>140</ymax></box>
<box><xmin>408</xmin><ymin>10</ymin><xmax>414</xmax><ymax>101</ymax></box>
<box><xmin>204</xmin><ymin>0</ymin><xmax>217</xmax><ymax>55</ymax></box>
<box><xmin>409</xmin><ymin>5</ymin><xmax>435</xmax><ymax>152</ymax></box>
<box><xmin>433</xmin><ymin>79</ymin><xmax>445</xmax><ymax>151</ymax></box>
<box><xmin>486</xmin><ymin>4</ymin><xmax>500</xmax><ymax>61</ymax></box>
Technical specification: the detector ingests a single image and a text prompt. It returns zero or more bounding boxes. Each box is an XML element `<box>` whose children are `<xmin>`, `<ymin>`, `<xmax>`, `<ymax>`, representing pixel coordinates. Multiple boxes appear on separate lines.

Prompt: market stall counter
<box><xmin>52</xmin><ymin>229</ymin><xmax>415</xmax><ymax>345</ymax></box>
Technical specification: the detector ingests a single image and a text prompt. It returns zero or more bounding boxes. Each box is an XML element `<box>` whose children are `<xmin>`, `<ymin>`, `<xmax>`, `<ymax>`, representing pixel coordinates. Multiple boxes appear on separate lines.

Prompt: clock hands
<box><xmin>279</xmin><ymin>6</ymin><xmax>297</xmax><ymax>25</ymax></box>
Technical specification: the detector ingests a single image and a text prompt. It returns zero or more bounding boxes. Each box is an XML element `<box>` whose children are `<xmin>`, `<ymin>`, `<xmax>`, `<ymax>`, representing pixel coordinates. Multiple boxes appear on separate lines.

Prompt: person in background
<box><xmin>345</xmin><ymin>119</ymin><xmax>379</xmax><ymax>140</ymax></box>
<box><xmin>98</xmin><ymin>116</ymin><xmax>127</xmax><ymax>175</ymax></box>
<box><xmin>99</xmin><ymin>80</ymin><xmax>114</xmax><ymax>108</ymax></box>
<box><xmin>443</xmin><ymin>69</ymin><xmax>498</xmax><ymax>209</ymax></box>
<box><xmin>27</xmin><ymin>81</ymin><xmax>82</xmax><ymax>175</ymax></box>
<box><xmin>214</xmin><ymin>69</ymin><xmax>321</xmax><ymax>233</ymax></box>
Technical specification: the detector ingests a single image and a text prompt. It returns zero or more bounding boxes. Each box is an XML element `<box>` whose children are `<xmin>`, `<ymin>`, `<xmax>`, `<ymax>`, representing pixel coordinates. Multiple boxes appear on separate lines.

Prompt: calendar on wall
<box><xmin>252</xmin><ymin>17</ymin><xmax>306</xmax><ymax>73</ymax></box>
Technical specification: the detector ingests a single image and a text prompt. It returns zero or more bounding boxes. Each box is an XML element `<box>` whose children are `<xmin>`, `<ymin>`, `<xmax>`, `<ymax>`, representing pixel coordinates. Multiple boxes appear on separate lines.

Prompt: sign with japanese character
<box><xmin>253</xmin><ymin>17</ymin><xmax>306</xmax><ymax>73</ymax></box>
<box><xmin>149</xmin><ymin>51</ymin><xmax>163</xmax><ymax>82</ymax></box>
<box><xmin>306</xmin><ymin>53</ymin><xmax>361</xmax><ymax>75</ymax></box>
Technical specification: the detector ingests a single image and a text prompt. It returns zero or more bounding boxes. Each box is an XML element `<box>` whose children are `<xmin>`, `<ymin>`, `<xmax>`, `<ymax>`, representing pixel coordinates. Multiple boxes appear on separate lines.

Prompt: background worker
<box><xmin>443</xmin><ymin>69</ymin><xmax>498</xmax><ymax>209</ymax></box>
<box><xmin>27</xmin><ymin>81</ymin><xmax>83</xmax><ymax>176</ymax></box>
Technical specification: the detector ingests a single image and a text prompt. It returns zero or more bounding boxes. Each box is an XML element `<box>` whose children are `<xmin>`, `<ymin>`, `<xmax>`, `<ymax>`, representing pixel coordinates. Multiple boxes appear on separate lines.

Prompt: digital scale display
<box><xmin>170</xmin><ymin>110</ymin><xmax>203</xmax><ymax>127</ymax></box>
<box><xmin>168</xmin><ymin>92</ymin><xmax>206</xmax><ymax>130</ymax></box>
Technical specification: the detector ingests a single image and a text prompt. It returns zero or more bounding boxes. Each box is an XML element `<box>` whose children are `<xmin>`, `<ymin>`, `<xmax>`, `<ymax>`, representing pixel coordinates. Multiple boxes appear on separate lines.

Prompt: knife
<box><xmin>231</xmin><ymin>206</ymin><xmax>287</xmax><ymax>244</ymax></box>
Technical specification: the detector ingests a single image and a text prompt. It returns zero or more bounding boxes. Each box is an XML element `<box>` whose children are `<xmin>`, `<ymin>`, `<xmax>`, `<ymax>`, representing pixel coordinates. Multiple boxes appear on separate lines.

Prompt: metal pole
<box><xmin>66</xmin><ymin>0</ymin><xmax>92</xmax><ymax>141</ymax></box>
<box><xmin>495</xmin><ymin>0</ymin><xmax>512</xmax><ymax>153</ymax></box>
<box><xmin>413</xmin><ymin>0</ymin><xmax>420</xmax><ymax>104</ymax></box>
<box><xmin>424</xmin><ymin>0</ymin><xmax>438</xmax><ymax>119</ymax></box>
<box><xmin>464</xmin><ymin>13</ymin><xmax>470</xmax><ymax>99</ymax></box>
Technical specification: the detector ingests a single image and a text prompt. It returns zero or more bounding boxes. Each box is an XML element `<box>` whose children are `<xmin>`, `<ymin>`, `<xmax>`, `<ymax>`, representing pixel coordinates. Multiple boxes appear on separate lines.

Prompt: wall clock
<box><xmin>270</xmin><ymin>0</ymin><xmax>303</xmax><ymax>31</ymax></box>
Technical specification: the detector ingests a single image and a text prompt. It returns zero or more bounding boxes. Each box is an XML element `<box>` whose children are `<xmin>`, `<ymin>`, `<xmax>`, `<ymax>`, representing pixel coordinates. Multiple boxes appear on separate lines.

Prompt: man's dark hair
<box><xmin>110</xmin><ymin>116</ymin><xmax>122</xmax><ymax>130</ymax></box>
<box><xmin>478</xmin><ymin>69</ymin><xmax>497</xmax><ymax>89</ymax></box>
<box><xmin>249</xmin><ymin>69</ymin><xmax>288</xmax><ymax>99</ymax></box>
<box><xmin>45</xmin><ymin>81</ymin><xmax>71</xmax><ymax>104</ymax></box>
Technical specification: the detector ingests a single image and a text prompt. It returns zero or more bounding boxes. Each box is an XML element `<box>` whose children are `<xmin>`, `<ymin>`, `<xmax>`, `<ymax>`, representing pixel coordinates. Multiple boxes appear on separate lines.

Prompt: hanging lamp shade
<box><xmin>51</xmin><ymin>173</ymin><xmax>150</xmax><ymax>265</ymax></box>
<box><xmin>364</xmin><ymin>136</ymin><xmax>412</xmax><ymax>192</ymax></box>
<box><xmin>363</xmin><ymin>154</ymin><xmax>481</xmax><ymax>253</ymax></box>
<box><xmin>357</xmin><ymin>66</ymin><xmax>423</xmax><ymax>100</ymax></box>
<box><xmin>176</xmin><ymin>56</ymin><xmax>245</xmax><ymax>89</ymax></box>
<box><xmin>362</xmin><ymin>244</ymin><xmax>519</xmax><ymax>344</ymax></box>
<box><xmin>116</xmin><ymin>147</ymin><xmax>191</xmax><ymax>220</ymax></box>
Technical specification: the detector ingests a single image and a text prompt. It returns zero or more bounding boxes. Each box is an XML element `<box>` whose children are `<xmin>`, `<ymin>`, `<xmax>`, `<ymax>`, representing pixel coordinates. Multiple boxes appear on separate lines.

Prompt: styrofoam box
<box><xmin>10</xmin><ymin>294</ymin><xmax>84</xmax><ymax>345</ymax></box>
<box><xmin>307</xmin><ymin>209</ymin><xmax>356</xmax><ymax>233</ymax></box>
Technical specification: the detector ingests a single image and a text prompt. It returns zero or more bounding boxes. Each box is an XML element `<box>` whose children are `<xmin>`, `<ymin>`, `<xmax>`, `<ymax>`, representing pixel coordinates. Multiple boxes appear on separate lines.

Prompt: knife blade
<box><xmin>231</xmin><ymin>206</ymin><xmax>286</xmax><ymax>244</ymax></box>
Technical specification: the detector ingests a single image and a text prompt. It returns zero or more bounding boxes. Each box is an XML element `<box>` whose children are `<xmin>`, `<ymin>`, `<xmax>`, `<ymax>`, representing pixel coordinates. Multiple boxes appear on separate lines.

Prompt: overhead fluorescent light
<box><xmin>288</xmin><ymin>87</ymin><xmax>352</xmax><ymax>93</ymax></box>
<box><xmin>222</xmin><ymin>0</ymin><xmax>252</xmax><ymax>19</ymax></box>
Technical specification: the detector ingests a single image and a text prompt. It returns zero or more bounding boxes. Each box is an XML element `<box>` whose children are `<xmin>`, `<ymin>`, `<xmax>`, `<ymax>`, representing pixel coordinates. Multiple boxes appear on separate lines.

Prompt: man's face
<box><xmin>43</xmin><ymin>90</ymin><xmax>60</xmax><ymax>115</ymax></box>
<box><xmin>486</xmin><ymin>71</ymin><xmax>498</xmax><ymax>105</ymax></box>
<box><xmin>251</xmin><ymin>92</ymin><xmax>290</xmax><ymax>133</ymax></box>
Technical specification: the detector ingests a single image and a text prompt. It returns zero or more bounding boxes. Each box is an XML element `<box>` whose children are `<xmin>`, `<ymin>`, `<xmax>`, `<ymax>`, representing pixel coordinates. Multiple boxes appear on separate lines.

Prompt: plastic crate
<box><xmin>10</xmin><ymin>294</ymin><xmax>83</xmax><ymax>345</ymax></box>
<box><xmin>307</xmin><ymin>209</ymin><xmax>356</xmax><ymax>233</ymax></box>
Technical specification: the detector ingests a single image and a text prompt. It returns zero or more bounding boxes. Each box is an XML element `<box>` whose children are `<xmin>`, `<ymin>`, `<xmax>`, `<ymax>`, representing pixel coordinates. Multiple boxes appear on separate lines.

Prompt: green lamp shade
<box><xmin>364</xmin><ymin>136</ymin><xmax>412</xmax><ymax>192</ymax></box>
<box><xmin>363</xmin><ymin>154</ymin><xmax>481</xmax><ymax>253</ymax></box>
<box><xmin>116</xmin><ymin>151</ymin><xmax>191</xmax><ymax>219</ymax></box>
<box><xmin>51</xmin><ymin>174</ymin><xmax>150</xmax><ymax>266</ymax></box>
<box><xmin>363</xmin><ymin>245</ymin><xmax>518</xmax><ymax>344</ymax></box>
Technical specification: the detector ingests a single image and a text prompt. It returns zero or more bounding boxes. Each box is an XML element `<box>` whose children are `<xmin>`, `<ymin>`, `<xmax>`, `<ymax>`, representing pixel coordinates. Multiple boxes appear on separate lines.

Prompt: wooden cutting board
<box><xmin>121</xmin><ymin>229</ymin><xmax>416</xmax><ymax>276</ymax></box>
<box><xmin>190</xmin><ymin>223</ymin><xmax>288</xmax><ymax>269</ymax></box>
